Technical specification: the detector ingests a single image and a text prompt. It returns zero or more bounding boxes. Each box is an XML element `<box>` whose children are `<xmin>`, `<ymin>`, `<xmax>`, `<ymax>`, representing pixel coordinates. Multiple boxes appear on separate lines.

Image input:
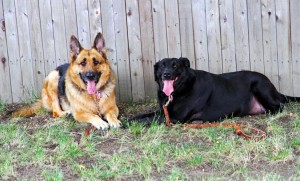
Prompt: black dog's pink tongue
<box><xmin>163</xmin><ymin>80</ymin><xmax>175</xmax><ymax>96</ymax></box>
<box><xmin>87</xmin><ymin>80</ymin><xmax>96</xmax><ymax>94</ymax></box>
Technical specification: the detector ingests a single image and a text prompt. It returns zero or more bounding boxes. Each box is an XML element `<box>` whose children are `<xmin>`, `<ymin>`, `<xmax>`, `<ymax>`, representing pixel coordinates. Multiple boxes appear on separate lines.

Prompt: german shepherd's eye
<box><xmin>93</xmin><ymin>58</ymin><xmax>100</xmax><ymax>66</ymax></box>
<box><xmin>80</xmin><ymin>59</ymin><xmax>87</xmax><ymax>66</ymax></box>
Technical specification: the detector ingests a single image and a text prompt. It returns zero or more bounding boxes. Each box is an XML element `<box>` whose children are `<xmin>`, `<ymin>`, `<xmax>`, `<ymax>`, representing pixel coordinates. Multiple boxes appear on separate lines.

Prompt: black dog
<box><xmin>153</xmin><ymin>57</ymin><xmax>300</xmax><ymax>123</ymax></box>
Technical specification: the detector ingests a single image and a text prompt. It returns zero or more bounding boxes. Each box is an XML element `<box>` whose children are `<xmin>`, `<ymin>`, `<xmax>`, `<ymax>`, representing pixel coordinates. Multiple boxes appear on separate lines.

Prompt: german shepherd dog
<box><xmin>12</xmin><ymin>33</ymin><xmax>121</xmax><ymax>129</ymax></box>
<box><xmin>154</xmin><ymin>57</ymin><xmax>300</xmax><ymax>123</ymax></box>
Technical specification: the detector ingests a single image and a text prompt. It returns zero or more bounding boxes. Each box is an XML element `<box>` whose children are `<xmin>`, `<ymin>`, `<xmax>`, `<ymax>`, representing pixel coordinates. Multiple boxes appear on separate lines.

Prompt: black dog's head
<box><xmin>154</xmin><ymin>57</ymin><xmax>190</xmax><ymax>96</ymax></box>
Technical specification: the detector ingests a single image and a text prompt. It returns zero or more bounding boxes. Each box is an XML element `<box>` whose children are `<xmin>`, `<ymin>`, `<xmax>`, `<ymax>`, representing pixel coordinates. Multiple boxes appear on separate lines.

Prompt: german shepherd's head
<box><xmin>68</xmin><ymin>33</ymin><xmax>111</xmax><ymax>94</ymax></box>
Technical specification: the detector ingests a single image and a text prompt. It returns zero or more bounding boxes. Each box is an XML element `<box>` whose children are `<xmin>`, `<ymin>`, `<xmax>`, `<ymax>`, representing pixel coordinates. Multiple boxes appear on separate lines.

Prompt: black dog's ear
<box><xmin>153</xmin><ymin>61</ymin><xmax>160</xmax><ymax>82</ymax></box>
<box><xmin>179</xmin><ymin>57</ymin><xmax>190</xmax><ymax>68</ymax></box>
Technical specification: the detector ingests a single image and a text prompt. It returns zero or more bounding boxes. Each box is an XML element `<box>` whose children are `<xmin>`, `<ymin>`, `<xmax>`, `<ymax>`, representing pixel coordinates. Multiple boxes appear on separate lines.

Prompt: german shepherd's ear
<box><xmin>93</xmin><ymin>32</ymin><xmax>106</xmax><ymax>56</ymax></box>
<box><xmin>179</xmin><ymin>57</ymin><xmax>190</xmax><ymax>68</ymax></box>
<box><xmin>70</xmin><ymin>35</ymin><xmax>82</xmax><ymax>61</ymax></box>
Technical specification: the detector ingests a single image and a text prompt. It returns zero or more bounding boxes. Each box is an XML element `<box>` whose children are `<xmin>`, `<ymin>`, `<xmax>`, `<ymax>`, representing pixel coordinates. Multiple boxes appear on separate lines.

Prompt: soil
<box><xmin>0</xmin><ymin>102</ymin><xmax>299</xmax><ymax>180</ymax></box>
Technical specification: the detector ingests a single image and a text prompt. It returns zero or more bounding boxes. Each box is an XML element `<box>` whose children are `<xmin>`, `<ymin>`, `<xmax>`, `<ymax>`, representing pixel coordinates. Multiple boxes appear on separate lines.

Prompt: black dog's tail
<box><xmin>281</xmin><ymin>94</ymin><xmax>300</xmax><ymax>103</ymax></box>
<box><xmin>127</xmin><ymin>109</ymin><xmax>160</xmax><ymax>120</ymax></box>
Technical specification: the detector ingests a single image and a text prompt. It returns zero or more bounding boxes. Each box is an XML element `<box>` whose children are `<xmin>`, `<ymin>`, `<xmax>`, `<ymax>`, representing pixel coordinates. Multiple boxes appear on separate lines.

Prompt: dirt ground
<box><xmin>0</xmin><ymin>101</ymin><xmax>299</xmax><ymax>180</ymax></box>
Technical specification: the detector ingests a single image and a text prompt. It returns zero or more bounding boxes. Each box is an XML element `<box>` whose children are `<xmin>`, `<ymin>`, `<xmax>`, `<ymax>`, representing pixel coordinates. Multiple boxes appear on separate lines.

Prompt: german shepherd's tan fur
<box><xmin>12</xmin><ymin>33</ymin><xmax>121</xmax><ymax>129</ymax></box>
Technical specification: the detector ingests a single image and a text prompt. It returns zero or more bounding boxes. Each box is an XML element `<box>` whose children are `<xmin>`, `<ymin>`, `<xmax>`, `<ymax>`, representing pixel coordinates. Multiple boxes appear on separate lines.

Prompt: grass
<box><xmin>0</xmin><ymin>101</ymin><xmax>5</xmax><ymax>113</ymax></box>
<box><xmin>0</xmin><ymin>101</ymin><xmax>300</xmax><ymax>180</ymax></box>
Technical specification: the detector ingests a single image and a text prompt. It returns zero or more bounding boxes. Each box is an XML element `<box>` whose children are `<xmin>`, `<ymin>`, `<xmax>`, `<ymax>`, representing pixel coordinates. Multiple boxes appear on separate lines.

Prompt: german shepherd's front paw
<box><xmin>89</xmin><ymin>118</ymin><xmax>109</xmax><ymax>130</ymax></box>
<box><xmin>108</xmin><ymin>118</ymin><xmax>121</xmax><ymax>128</ymax></box>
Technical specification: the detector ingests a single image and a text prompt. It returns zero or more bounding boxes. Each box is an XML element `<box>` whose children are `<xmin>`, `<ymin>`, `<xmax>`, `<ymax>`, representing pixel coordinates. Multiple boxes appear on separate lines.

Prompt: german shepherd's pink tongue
<box><xmin>163</xmin><ymin>80</ymin><xmax>175</xmax><ymax>96</ymax></box>
<box><xmin>87</xmin><ymin>80</ymin><xmax>97</xmax><ymax>94</ymax></box>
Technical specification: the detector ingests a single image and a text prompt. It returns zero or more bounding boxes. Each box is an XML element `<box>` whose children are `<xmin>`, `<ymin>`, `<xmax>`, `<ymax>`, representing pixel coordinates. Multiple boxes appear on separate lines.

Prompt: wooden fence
<box><xmin>1</xmin><ymin>0</ymin><xmax>300</xmax><ymax>103</ymax></box>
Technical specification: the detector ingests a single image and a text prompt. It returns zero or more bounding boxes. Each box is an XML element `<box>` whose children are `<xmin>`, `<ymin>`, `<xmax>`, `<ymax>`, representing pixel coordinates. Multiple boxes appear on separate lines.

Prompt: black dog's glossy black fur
<box><xmin>153</xmin><ymin>57</ymin><xmax>300</xmax><ymax>123</ymax></box>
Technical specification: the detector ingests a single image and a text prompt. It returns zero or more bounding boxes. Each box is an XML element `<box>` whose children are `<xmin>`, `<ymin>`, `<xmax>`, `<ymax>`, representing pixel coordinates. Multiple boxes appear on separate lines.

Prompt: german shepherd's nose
<box><xmin>86</xmin><ymin>72</ymin><xmax>97</xmax><ymax>80</ymax></box>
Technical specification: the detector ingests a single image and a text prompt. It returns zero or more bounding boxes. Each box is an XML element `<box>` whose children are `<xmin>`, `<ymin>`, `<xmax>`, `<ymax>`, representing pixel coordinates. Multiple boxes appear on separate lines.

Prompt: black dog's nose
<box><xmin>163</xmin><ymin>72</ymin><xmax>171</xmax><ymax>79</ymax></box>
<box><xmin>86</xmin><ymin>72</ymin><xmax>96</xmax><ymax>80</ymax></box>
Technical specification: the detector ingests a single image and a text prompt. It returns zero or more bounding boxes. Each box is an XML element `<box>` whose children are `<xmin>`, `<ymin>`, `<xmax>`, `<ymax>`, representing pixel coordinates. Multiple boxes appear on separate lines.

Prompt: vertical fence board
<box><xmin>139</xmin><ymin>0</ymin><xmax>156</xmax><ymax>98</ymax></box>
<box><xmin>52</xmin><ymin>0</ymin><xmax>68</xmax><ymax>65</ymax></box>
<box><xmin>165</xmin><ymin>0</ymin><xmax>181</xmax><ymax>57</ymax></box>
<box><xmin>88</xmin><ymin>0</ymin><xmax>102</xmax><ymax>41</ymax></box>
<box><xmin>192</xmin><ymin>0</ymin><xmax>209</xmax><ymax>71</ymax></box>
<box><xmin>219</xmin><ymin>0</ymin><xmax>236</xmax><ymax>72</ymax></box>
<box><xmin>261</xmin><ymin>0</ymin><xmax>279</xmax><ymax>89</ymax></box>
<box><xmin>206</xmin><ymin>0</ymin><xmax>222</xmax><ymax>73</ymax></box>
<box><xmin>178</xmin><ymin>0</ymin><xmax>195</xmax><ymax>68</ymax></box>
<box><xmin>15</xmin><ymin>0</ymin><xmax>35</xmax><ymax>99</ymax></box>
<box><xmin>275</xmin><ymin>0</ymin><xmax>293</xmax><ymax>95</ymax></box>
<box><xmin>62</xmin><ymin>0</ymin><xmax>78</xmax><ymax>58</ymax></box>
<box><xmin>0</xmin><ymin>0</ymin><xmax>12</xmax><ymax>103</ymax></box>
<box><xmin>27</xmin><ymin>0</ymin><xmax>45</xmax><ymax>94</ymax></box>
<box><xmin>126</xmin><ymin>0</ymin><xmax>145</xmax><ymax>101</ymax></box>
<box><xmin>152</xmin><ymin>0</ymin><xmax>168</xmax><ymax>61</ymax></box>
<box><xmin>3</xmin><ymin>0</ymin><xmax>23</xmax><ymax>102</ymax></box>
<box><xmin>291</xmin><ymin>0</ymin><xmax>300</xmax><ymax>95</ymax></box>
<box><xmin>113</xmin><ymin>0</ymin><xmax>132</xmax><ymax>102</ymax></box>
<box><xmin>75</xmin><ymin>0</ymin><xmax>91</xmax><ymax>48</ymax></box>
<box><xmin>247</xmin><ymin>0</ymin><xmax>264</xmax><ymax>74</ymax></box>
<box><xmin>233</xmin><ymin>0</ymin><xmax>250</xmax><ymax>71</ymax></box>
<box><xmin>39</xmin><ymin>0</ymin><xmax>56</xmax><ymax>74</ymax></box>
<box><xmin>100</xmin><ymin>0</ymin><xmax>119</xmax><ymax>98</ymax></box>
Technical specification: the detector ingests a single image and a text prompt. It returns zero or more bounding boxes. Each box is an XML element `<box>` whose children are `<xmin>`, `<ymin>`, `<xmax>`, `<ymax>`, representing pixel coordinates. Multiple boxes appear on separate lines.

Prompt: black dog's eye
<box><xmin>93</xmin><ymin>58</ymin><xmax>100</xmax><ymax>66</ymax></box>
<box><xmin>80</xmin><ymin>59</ymin><xmax>87</xmax><ymax>66</ymax></box>
<box><xmin>173</xmin><ymin>63</ymin><xmax>177</xmax><ymax>68</ymax></box>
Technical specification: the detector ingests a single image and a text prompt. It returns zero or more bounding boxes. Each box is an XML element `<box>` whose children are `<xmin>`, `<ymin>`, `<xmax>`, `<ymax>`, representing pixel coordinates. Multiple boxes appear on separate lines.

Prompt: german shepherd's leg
<box><xmin>73</xmin><ymin>111</ymin><xmax>109</xmax><ymax>129</ymax></box>
<box><xmin>104</xmin><ymin>107</ymin><xmax>121</xmax><ymax>128</ymax></box>
<box><xmin>43</xmin><ymin>71</ymin><xmax>67</xmax><ymax>118</ymax></box>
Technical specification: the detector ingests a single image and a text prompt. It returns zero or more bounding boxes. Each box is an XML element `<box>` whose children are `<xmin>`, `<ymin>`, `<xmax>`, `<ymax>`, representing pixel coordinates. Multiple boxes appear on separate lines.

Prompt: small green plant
<box><xmin>0</xmin><ymin>100</ymin><xmax>6</xmax><ymax>113</ymax></box>
<box><xmin>128</xmin><ymin>121</ymin><xmax>145</xmax><ymax>137</ymax></box>
<box><xmin>187</xmin><ymin>155</ymin><xmax>203</xmax><ymax>166</ymax></box>
<box><xmin>42</xmin><ymin>168</ymin><xmax>64</xmax><ymax>181</ymax></box>
<box><xmin>164</xmin><ymin>167</ymin><xmax>188</xmax><ymax>181</ymax></box>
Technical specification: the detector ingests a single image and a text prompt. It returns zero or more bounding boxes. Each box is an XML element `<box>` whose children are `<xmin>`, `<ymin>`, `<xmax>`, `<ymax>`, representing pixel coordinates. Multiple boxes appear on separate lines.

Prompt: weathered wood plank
<box><xmin>139</xmin><ymin>0</ymin><xmax>156</xmax><ymax>98</ymax></box>
<box><xmin>275</xmin><ymin>0</ymin><xmax>293</xmax><ymax>95</ymax></box>
<box><xmin>39</xmin><ymin>0</ymin><xmax>56</xmax><ymax>74</ymax></box>
<box><xmin>75</xmin><ymin>0</ymin><xmax>91</xmax><ymax>48</ymax></box>
<box><xmin>27</xmin><ymin>0</ymin><xmax>45</xmax><ymax>94</ymax></box>
<box><xmin>62</xmin><ymin>0</ymin><xmax>78</xmax><ymax>58</ymax></box>
<box><xmin>15</xmin><ymin>0</ymin><xmax>35</xmax><ymax>99</ymax></box>
<box><xmin>165</xmin><ymin>0</ymin><xmax>181</xmax><ymax>57</ymax></box>
<box><xmin>100</xmin><ymin>0</ymin><xmax>119</xmax><ymax>99</ymax></box>
<box><xmin>0</xmin><ymin>0</ymin><xmax>12</xmax><ymax>103</ymax></box>
<box><xmin>219</xmin><ymin>0</ymin><xmax>236</xmax><ymax>72</ymax></box>
<box><xmin>247</xmin><ymin>0</ymin><xmax>264</xmax><ymax>74</ymax></box>
<box><xmin>178</xmin><ymin>0</ymin><xmax>195</xmax><ymax>68</ymax></box>
<box><xmin>192</xmin><ymin>0</ymin><xmax>209</xmax><ymax>71</ymax></box>
<box><xmin>112</xmin><ymin>0</ymin><xmax>132</xmax><ymax>102</ymax></box>
<box><xmin>152</xmin><ymin>0</ymin><xmax>168</xmax><ymax>61</ymax></box>
<box><xmin>233</xmin><ymin>0</ymin><xmax>250</xmax><ymax>71</ymax></box>
<box><xmin>126</xmin><ymin>0</ymin><xmax>145</xmax><ymax>101</ymax></box>
<box><xmin>290</xmin><ymin>0</ymin><xmax>300</xmax><ymax>96</ymax></box>
<box><xmin>52</xmin><ymin>0</ymin><xmax>68</xmax><ymax>65</ymax></box>
<box><xmin>3</xmin><ymin>0</ymin><xmax>23</xmax><ymax>102</ymax></box>
<box><xmin>205</xmin><ymin>0</ymin><xmax>222</xmax><ymax>73</ymax></box>
<box><xmin>261</xmin><ymin>0</ymin><xmax>279</xmax><ymax>89</ymax></box>
<box><xmin>88</xmin><ymin>0</ymin><xmax>102</xmax><ymax>41</ymax></box>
